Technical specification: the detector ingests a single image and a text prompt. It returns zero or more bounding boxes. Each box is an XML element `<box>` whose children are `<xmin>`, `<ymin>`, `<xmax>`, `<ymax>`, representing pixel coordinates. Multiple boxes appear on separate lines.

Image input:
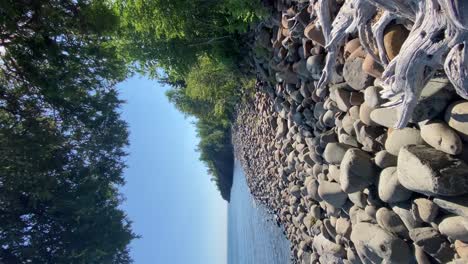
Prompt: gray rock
<box><xmin>439</xmin><ymin>216</ymin><xmax>468</xmax><ymax>242</ymax></box>
<box><xmin>376</xmin><ymin>207</ymin><xmax>409</xmax><ymax>239</ymax></box>
<box><xmin>413</xmin><ymin>244</ymin><xmax>431</xmax><ymax>264</ymax></box>
<box><xmin>364</xmin><ymin>86</ymin><xmax>383</xmax><ymax>108</ymax></box>
<box><xmin>334</xmin><ymin>88</ymin><xmax>352</xmax><ymax>112</ymax></box>
<box><xmin>359</xmin><ymin>102</ymin><xmax>377</xmax><ymax>126</ymax></box>
<box><xmin>318</xmin><ymin>181</ymin><xmax>348</xmax><ymax>208</ymax></box>
<box><xmin>348</xmin><ymin>191</ymin><xmax>366</xmax><ymax>208</ymax></box>
<box><xmin>290</xmin><ymin>185</ymin><xmax>301</xmax><ymax>198</ymax></box>
<box><xmin>312</xmin><ymin>233</ymin><xmax>345</xmax><ymax>257</ymax></box>
<box><xmin>319</xmin><ymin>254</ymin><xmax>345</xmax><ymax>264</ymax></box>
<box><xmin>446</xmin><ymin>100</ymin><xmax>468</xmax><ymax>142</ymax></box>
<box><xmin>412</xmin><ymin>198</ymin><xmax>439</xmax><ymax>223</ymax></box>
<box><xmin>397</xmin><ymin>145</ymin><xmax>468</xmax><ymax>196</ymax></box>
<box><xmin>335</xmin><ymin>217</ymin><xmax>352</xmax><ymax>238</ymax></box>
<box><xmin>346</xmin><ymin>247</ymin><xmax>362</xmax><ymax>264</ymax></box>
<box><xmin>323</xmin><ymin>143</ymin><xmax>352</xmax><ymax>165</ymax></box>
<box><xmin>433</xmin><ymin>196</ymin><xmax>468</xmax><ymax>217</ymax></box>
<box><xmin>328</xmin><ymin>165</ymin><xmax>341</xmax><ymax>183</ymax></box>
<box><xmin>421</xmin><ymin>120</ymin><xmax>463</xmax><ymax>155</ymax></box>
<box><xmin>365</xmin><ymin>205</ymin><xmax>378</xmax><ymax>220</ymax></box>
<box><xmin>391</xmin><ymin>202</ymin><xmax>422</xmax><ymax>230</ymax></box>
<box><xmin>378</xmin><ymin>167</ymin><xmax>412</xmax><ymax>203</ymax></box>
<box><xmin>351</xmin><ymin>222</ymin><xmax>410</xmax><ymax>263</ymax></box>
<box><xmin>322</xmin><ymin>110</ymin><xmax>336</xmax><ymax>127</ymax></box>
<box><xmin>409</xmin><ymin>227</ymin><xmax>455</xmax><ymax>263</ymax></box>
<box><xmin>370</xmin><ymin>107</ymin><xmax>400</xmax><ymax>128</ymax></box>
<box><xmin>341</xmin><ymin>113</ymin><xmax>357</xmax><ymax>136</ymax></box>
<box><xmin>385</xmin><ymin>127</ymin><xmax>423</xmax><ymax>156</ymax></box>
<box><xmin>412</xmin><ymin>78</ymin><xmax>454</xmax><ymax>122</ymax></box>
<box><xmin>306</xmin><ymin>179</ymin><xmax>322</xmax><ymax>202</ymax></box>
<box><xmin>343</xmin><ymin>57</ymin><xmax>374</xmax><ymax>91</ymax></box>
<box><xmin>310</xmin><ymin>204</ymin><xmax>322</xmax><ymax>219</ymax></box>
<box><xmin>340</xmin><ymin>148</ymin><xmax>377</xmax><ymax>193</ymax></box>
<box><xmin>374</xmin><ymin>150</ymin><xmax>397</xmax><ymax>169</ymax></box>
<box><xmin>306</xmin><ymin>55</ymin><xmax>324</xmax><ymax>80</ymax></box>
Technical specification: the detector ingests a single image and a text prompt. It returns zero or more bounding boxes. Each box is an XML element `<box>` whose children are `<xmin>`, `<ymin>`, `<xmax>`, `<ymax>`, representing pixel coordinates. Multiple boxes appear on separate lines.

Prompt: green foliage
<box><xmin>0</xmin><ymin>0</ymin><xmax>136</xmax><ymax>262</ymax></box>
<box><xmin>186</xmin><ymin>55</ymin><xmax>240</xmax><ymax>118</ymax></box>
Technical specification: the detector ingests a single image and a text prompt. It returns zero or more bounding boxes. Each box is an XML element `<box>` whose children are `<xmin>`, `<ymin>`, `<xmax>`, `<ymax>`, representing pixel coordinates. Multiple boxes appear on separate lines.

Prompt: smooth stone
<box><xmin>290</xmin><ymin>185</ymin><xmax>301</xmax><ymax>198</ymax></box>
<box><xmin>412</xmin><ymin>198</ymin><xmax>439</xmax><ymax>224</ymax></box>
<box><xmin>319</xmin><ymin>254</ymin><xmax>345</xmax><ymax>264</ymax></box>
<box><xmin>439</xmin><ymin>216</ymin><xmax>468</xmax><ymax>242</ymax></box>
<box><xmin>351</xmin><ymin>222</ymin><xmax>410</xmax><ymax>263</ymax></box>
<box><xmin>364</xmin><ymin>86</ymin><xmax>383</xmax><ymax>108</ymax></box>
<box><xmin>374</xmin><ymin>150</ymin><xmax>397</xmax><ymax>169</ymax></box>
<box><xmin>340</xmin><ymin>148</ymin><xmax>377</xmax><ymax>193</ymax></box>
<box><xmin>433</xmin><ymin>196</ymin><xmax>468</xmax><ymax>217</ymax></box>
<box><xmin>348</xmin><ymin>46</ymin><xmax>366</xmax><ymax>60</ymax></box>
<box><xmin>414</xmin><ymin>244</ymin><xmax>431</xmax><ymax>264</ymax></box>
<box><xmin>307</xmin><ymin>179</ymin><xmax>322</xmax><ymax>202</ymax></box>
<box><xmin>335</xmin><ymin>218</ymin><xmax>352</xmax><ymax>238</ymax></box>
<box><xmin>409</xmin><ymin>227</ymin><xmax>455</xmax><ymax>263</ymax></box>
<box><xmin>370</xmin><ymin>107</ymin><xmax>400</xmax><ymax>128</ymax></box>
<box><xmin>310</xmin><ymin>204</ymin><xmax>322</xmax><ymax>219</ymax></box>
<box><xmin>341</xmin><ymin>113</ymin><xmax>357</xmax><ymax>135</ymax></box>
<box><xmin>391</xmin><ymin>202</ymin><xmax>422</xmax><ymax>230</ymax></box>
<box><xmin>328</xmin><ymin>165</ymin><xmax>341</xmax><ymax>183</ymax></box>
<box><xmin>304</xmin><ymin>23</ymin><xmax>325</xmax><ymax>46</ymax></box>
<box><xmin>344</xmin><ymin>38</ymin><xmax>361</xmax><ymax>59</ymax></box>
<box><xmin>343</xmin><ymin>57</ymin><xmax>374</xmax><ymax>91</ymax></box>
<box><xmin>362</xmin><ymin>54</ymin><xmax>383</xmax><ymax>78</ymax></box>
<box><xmin>411</xmin><ymin>78</ymin><xmax>454</xmax><ymax>122</ymax></box>
<box><xmin>306</xmin><ymin>55</ymin><xmax>324</xmax><ymax>80</ymax></box>
<box><xmin>334</xmin><ymin>88</ymin><xmax>352</xmax><ymax>112</ymax></box>
<box><xmin>348</xmin><ymin>191</ymin><xmax>366</xmax><ymax>208</ymax></box>
<box><xmin>398</xmin><ymin>145</ymin><xmax>468</xmax><ymax>196</ymax></box>
<box><xmin>383</xmin><ymin>24</ymin><xmax>409</xmax><ymax>60</ymax></box>
<box><xmin>323</xmin><ymin>143</ymin><xmax>352</xmax><ymax>165</ymax></box>
<box><xmin>376</xmin><ymin>207</ymin><xmax>409</xmax><ymax>239</ymax></box>
<box><xmin>318</xmin><ymin>181</ymin><xmax>348</xmax><ymax>208</ymax></box>
<box><xmin>455</xmin><ymin>240</ymin><xmax>468</xmax><ymax>259</ymax></box>
<box><xmin>350</xmin><ymin>92</ymin><xmax>364</xmax><ymax>106</ymax></box>
<box><xmin>385</xmin><ymin>127</ymin><xmax>423</xmax><ymax>156</ymax></box>
<box><xmin>378</xmin><ymin>167</ymin><xmax>412</xmax><ymax>203</ymax></box>
<box><xmin>421</xmin><ymin>121</ymin><xmax>463</xmax><ymax>155</ymax></box>
<box><xmin>445</xmin><ymin>101</ymin><xmax>468</xmax><ymax>142</ymax></box>
<box><xmin>346</xmin><ymin>247</ymin><xmax>362</xmax><ymax>264</ymax></box>
<box><xmin>359</xmin><ymin>102</ymin><xmax>378</xmax><ymax>126</ymax></box>
<box><xmin>312</xmin><ymin>233</ymin><xmax>345</xmax><ymax>257</ymax></box>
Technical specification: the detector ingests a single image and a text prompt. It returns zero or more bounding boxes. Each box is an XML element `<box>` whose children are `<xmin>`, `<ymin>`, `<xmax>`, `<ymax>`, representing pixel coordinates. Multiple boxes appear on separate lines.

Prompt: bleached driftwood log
<box><xmin>314</xmin><ymin>0</ymin><xmax>468</xmax><ymax>128</ymax></box>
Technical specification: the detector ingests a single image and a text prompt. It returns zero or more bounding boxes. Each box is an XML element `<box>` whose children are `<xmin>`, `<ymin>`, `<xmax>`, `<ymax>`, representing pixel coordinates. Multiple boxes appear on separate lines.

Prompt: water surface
<box><xmin>228</xmin><ymin>160</ymin><xmax>291</xmax><ymax>264</ymax></box>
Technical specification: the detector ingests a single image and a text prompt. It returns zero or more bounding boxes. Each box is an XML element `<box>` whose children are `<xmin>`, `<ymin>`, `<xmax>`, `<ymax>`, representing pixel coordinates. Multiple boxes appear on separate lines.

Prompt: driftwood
<box><xmin>313</xmin><ymin>0</ymin><xmax>468</xmax><ymax>128</ymax></box>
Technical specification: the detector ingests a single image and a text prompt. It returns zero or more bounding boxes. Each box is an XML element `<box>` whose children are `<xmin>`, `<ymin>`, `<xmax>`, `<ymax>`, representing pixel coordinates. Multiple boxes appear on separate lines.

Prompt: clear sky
<box><xmin>117</xmin><ymin>75</ymin><xmax>228</xmax><ymax>264</ymax></box>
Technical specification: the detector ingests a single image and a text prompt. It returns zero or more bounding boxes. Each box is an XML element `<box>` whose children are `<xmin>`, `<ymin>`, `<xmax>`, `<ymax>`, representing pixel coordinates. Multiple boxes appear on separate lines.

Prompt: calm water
<box><xmin>227</xmin><ymin>160</ymin><xmax>291</xmax><ymax>264</ymax></box>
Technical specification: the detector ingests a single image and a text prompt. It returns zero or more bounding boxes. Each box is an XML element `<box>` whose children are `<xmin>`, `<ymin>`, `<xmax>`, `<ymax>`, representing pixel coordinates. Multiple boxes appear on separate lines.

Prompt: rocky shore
<box><xmin>232</xmin><ymin>0</ymin><xmax>468</xmax><ymax>263</ymax></box>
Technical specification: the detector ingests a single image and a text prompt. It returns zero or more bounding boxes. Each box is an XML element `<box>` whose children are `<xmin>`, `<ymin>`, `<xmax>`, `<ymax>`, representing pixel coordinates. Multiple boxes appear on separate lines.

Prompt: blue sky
<box><xmin>117</xmin><ymin>75</ymin><xmax>227</xmax><ymax>264</ymax></box>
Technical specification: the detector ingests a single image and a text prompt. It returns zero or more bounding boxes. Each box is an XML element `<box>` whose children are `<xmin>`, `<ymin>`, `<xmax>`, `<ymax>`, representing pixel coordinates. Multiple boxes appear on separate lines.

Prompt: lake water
<box><xmin>227</xmin><ymin>160</ymin><xmax>291</xmax><ymax>264</ymax></box>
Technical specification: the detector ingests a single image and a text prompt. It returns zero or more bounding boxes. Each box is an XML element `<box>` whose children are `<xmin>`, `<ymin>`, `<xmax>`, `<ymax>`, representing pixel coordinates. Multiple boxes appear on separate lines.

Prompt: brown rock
<box><xmin>304</xmin><ymin>23</ymin><xmax>325</xmax><ymax>47</ymax></box>
<box><xmin>362</xmin><ymin>53</ymin><xmax>384</xmax><ymax>78</ymax></box>
<box><xmin>384</xmin><ymin>24</ymin><xmax>409</xmax><ymax>60</ymax></box>
<box><xmin>348</xmin><ymin>46</ymin><xmax>366</xmax><ymax>60</ymax></box>
<box><xmin>455</xmin><ymin>240</ymin><xmax>468</xmax><ymax>259</ymax></box>
<box><xmin>344</xmin><ymin>38</ymin><xmax>361</xmax><ymax>59</ymax></box>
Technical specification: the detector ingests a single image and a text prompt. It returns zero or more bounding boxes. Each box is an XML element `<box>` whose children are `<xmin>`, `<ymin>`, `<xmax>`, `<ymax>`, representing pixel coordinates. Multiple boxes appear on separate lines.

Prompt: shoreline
<box><xmin>231</xmin><ymin>1</ymin><xmax>468</xmax><ymax>263</ymax></box>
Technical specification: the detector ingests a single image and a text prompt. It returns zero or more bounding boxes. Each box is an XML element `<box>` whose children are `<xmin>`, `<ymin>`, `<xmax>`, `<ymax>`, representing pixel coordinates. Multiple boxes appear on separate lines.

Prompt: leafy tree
<box><xmin>0</xmin><ymin>1</ymin><xmax>137</xmax><ymax>262</ymax></box>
